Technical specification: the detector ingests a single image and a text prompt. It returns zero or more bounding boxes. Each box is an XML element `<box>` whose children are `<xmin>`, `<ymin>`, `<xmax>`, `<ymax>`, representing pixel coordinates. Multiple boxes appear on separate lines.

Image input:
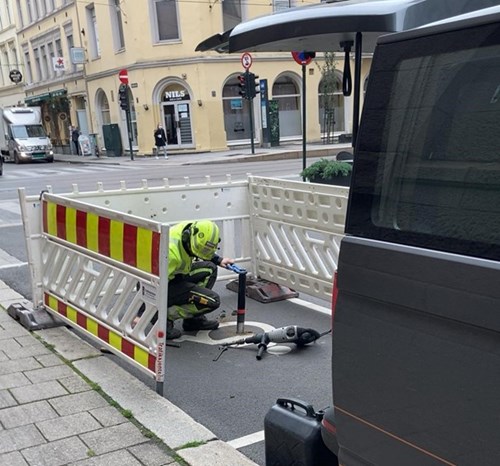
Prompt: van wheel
<box><xmin>47</xmin><ymin>157</ymin><xmax>54</xmax><ymax>163</ymax></box>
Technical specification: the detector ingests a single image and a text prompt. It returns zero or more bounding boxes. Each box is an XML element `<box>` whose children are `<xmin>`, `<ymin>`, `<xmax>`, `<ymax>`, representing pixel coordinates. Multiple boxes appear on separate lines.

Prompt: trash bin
<box><xmin>102</xmin><ymin>124</ymin><xmax>123</xmax><ymax>157</ymax></box>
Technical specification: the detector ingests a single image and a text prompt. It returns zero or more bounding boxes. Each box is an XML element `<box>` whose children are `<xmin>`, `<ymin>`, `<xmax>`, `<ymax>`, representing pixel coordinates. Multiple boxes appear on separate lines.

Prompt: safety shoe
<box><xmin>182</xmin><ymin>315</ymin><xmax>219</xmax><ymax>331</ymax></box>
<box><xmin>167</xmin><ymin>320</ymin><xmax>182</xmax><ymax>340</ymax></box>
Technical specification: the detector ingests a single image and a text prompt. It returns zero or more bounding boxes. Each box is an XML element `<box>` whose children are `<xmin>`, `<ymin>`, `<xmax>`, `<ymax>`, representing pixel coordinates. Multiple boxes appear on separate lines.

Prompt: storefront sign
<box><xmin>70</xmin><ymin>47</ymin><xmax>86</xmax><ymax>64</ymax></box>
<box><xmin>164</xmin><ymin>90</ymin><xmax>189</xmax><ymax>102</ymax></box>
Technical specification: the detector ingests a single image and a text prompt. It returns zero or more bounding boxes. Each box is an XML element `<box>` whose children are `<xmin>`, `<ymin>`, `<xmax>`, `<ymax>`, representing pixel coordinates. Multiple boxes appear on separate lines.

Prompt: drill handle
<box><xmin>256</xmin><ymin>333</ymin><xmax>270</xmax><ymax>360</ymax></box>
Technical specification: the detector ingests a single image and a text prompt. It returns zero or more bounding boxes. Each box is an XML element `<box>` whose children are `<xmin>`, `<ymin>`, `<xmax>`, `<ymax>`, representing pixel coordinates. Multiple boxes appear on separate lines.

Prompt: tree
<box><xmin>317</xmin><ymin>52</ymin><xmax>338</xmax><ymax>144</ymax></box>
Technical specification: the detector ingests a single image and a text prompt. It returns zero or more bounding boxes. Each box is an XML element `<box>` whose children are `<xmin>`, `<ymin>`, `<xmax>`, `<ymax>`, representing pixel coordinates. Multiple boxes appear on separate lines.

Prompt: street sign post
<box><xmin>118</xmin><ymin>69</ymin><xmax>129</xmax><ymax>85</ymax></box>
<box><xmin>241</xmin><ymin>52</ymin><xmax>253</xmax><ymax>70</ymax></box>
<box><xmin>291</xmin><ymin>51</ymin><xmax>315</xmax><ymax>66</ymax></box>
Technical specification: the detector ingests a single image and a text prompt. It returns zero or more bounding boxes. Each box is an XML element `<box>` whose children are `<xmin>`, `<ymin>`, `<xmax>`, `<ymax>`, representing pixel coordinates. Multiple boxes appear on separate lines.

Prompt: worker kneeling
<box><xmin>164</xmin><ymin>220</ymin><xmax>233</xmax><ymax>340</ymax></box>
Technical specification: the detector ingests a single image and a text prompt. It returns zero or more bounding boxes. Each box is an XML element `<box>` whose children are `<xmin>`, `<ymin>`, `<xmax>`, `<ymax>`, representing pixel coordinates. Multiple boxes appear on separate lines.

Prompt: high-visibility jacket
<box><xmin>168</xmin><ymin>221</ymin><xmax>221</xmax><ymax>279</ymax></box>
<box><xmin>168</xmin><ymin>222</ymin><xmax>194</xmax><ymax>279</ymax></box>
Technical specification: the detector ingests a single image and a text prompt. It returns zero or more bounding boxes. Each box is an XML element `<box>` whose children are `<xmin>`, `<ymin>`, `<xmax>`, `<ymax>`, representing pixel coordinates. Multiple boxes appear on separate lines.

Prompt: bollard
<box><xmin>227</xmin><ymin>264</ymin><xmax>247</xmax><ymax>334</ymax></box>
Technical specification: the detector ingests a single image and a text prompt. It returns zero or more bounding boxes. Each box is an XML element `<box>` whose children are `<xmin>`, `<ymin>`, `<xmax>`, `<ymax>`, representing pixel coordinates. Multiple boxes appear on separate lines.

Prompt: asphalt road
<box><xmin>0</xmin><ymin>158</ymin><xmax>332</xmax><ymax>466</ymax></box>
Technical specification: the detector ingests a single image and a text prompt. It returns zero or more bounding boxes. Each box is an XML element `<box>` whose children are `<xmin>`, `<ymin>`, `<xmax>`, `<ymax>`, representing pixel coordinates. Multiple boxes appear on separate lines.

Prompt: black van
<box><xmin>327</xmin><ymin>6</ymin><xmax>500</xmax><ymax>466</ymax></box>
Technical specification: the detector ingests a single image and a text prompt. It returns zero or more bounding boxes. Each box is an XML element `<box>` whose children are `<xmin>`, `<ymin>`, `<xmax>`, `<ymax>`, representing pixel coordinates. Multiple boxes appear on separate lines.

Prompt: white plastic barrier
<box><xmin>248</xmin><ymin>176</ymin><xmax>348</xmax><ymax>300</ymax></box>
<box><xmin>19</xmin><ymin>175</ymin><xmax>348</xmax><ymax>389</ymax></box>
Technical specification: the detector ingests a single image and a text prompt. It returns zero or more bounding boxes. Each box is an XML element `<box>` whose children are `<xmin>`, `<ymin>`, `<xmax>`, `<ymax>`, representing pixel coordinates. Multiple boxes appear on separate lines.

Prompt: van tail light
<box><xmin>331</xmin><ymin>270</ymin><xmax>339</xmax><ymax>330</ymax></box>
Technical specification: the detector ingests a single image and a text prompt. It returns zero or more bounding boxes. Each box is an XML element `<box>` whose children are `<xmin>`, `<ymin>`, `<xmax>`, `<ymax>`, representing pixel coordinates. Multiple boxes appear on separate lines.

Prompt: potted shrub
<box><xmin>300</xmin><ymin>158</ymin><xmax>352</xmax><ymax>186</ymax></box>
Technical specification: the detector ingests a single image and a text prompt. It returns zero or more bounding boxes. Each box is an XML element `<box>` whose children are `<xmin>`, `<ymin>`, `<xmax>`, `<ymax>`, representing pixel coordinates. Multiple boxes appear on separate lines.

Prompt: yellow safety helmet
<box><xmin>189</xmin><ymin>220</ymin><xmax>220</xmax><ymax>260</ymax></box>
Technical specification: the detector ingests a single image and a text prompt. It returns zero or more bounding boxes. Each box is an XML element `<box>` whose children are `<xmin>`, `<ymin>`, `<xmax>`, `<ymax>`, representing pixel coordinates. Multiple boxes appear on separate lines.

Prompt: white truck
<box><xmin>0</xmin><ymin>107</ymin><xmax>54</xmax><ymax>164</ymax></box>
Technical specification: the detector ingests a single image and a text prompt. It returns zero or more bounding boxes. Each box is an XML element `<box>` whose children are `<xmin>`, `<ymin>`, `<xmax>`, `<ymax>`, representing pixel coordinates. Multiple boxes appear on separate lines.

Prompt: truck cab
<box><xmin>0</xmin><ymin>107</ymin><xmax>54</xmax><ymax>164</ymax></box>
<box><xmin>329</xmin><ymin>6</ymin><xmax>500</xmax><ymax>465</ymax></box>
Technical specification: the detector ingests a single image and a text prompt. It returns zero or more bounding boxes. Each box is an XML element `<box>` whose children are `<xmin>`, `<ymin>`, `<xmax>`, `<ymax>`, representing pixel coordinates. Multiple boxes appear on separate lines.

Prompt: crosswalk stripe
<box><xmin>1</xmin><ymin>165</ymin><xmax>132</xmax><ymax>180</ymax></box>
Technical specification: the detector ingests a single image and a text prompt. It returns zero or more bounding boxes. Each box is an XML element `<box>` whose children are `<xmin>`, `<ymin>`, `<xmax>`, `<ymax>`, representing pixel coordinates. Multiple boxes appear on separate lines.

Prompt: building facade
<box><xmin>0</xmin><ymin>0</ymin><xmax>24</xmax><ymax>108</ymax></box>
<box><xmin>2</xmin><ymin>0</ymin><xmax>371</xmax><ymax>156</ymax></box>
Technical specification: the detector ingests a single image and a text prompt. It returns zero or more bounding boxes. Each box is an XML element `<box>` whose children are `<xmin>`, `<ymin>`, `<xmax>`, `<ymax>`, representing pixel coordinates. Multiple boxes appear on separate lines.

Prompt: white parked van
<box><xmin>0</xmin><ymin>107</ymin><xmax>54</xmax><ymax>164</ymax></box>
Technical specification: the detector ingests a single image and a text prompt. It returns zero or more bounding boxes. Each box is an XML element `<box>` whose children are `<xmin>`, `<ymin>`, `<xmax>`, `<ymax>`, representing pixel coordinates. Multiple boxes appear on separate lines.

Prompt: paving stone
<box><xmin>2</xmin><ymin>341</ymin><xmax>51</xmax><ymax>360</ymax></box>
<box><xmin>0</xmin><ymin>450</ymin><xmax>29</xmax><ymax>466</ymax></box>
<box><xmin>36</xmin><ymin>411</ymin><xmax>101</xmax><ymax>441</ymax></box>
<box><xmin>10</xmin><ymin>380</ymin><xmax>68</xmax><ymax>404</ymax></box>
<box><xmin>58</xmin><ymin>375</ymin><xmax>92</xmax><ymax>394</ymax></box>
<box><xmin>0</xmin><ymin>424</ymin><xmax>46</xmax><ymax>454</ymax></box>
<box><xmin>79</xmin><ymin>422</ymin><xmax>149</xmax><ymax>456</ymax></box>
<box><xmin>24</xmin><ymin>364</ymin><xmax>74</xmax><ymax>384</ymax></box>
<box><xmin>36</xmin><ymin>327</ymin><xmax>101</xmax><ymax>361</ymax></box>
<box><xmin>0</xmin><ymin>400</ymin><xmax>59</xmax><ymax>429</ymax></box>
<box><xmin>35</xmin><ymin>353</ymin><xmax>64</xmax><ymax>367</ymax></box>
<box><xmin>178</xmin><ymin>440</ymin><xmax>259</xmax><ymax>466</ymax></box>
<box><xmin>0</xmin><ymin>324</ymin><xmax>29</xmax><ymax>338</ymax></box>
<box><xmin>0</xmin><ymin>357</ymin><xmax>41</xmax><ymax>376</ymax></box>
<box><xmin>0</xmin><ymin>351</ymin><xmax>8</xmax><ymax>362</ymax></box>
<box><xmin>16</xmin><ymin>335</ymin><xmax>42</xmax><ymax>347</ymax></box>
<box><xmin>129</xmin><ymin>441</ymin><xmax>177</xmax><ymax>465</ymax></box>
<box><xmin>0</xmin><ymin>389</ymin><xmax>17</xmax><ymax>409</ymax></box>
<box><xmin>21</xmin><ymin>435</ymin><xmax>89</xmax><ymax>466</ymax></box>
<box><xmin>49</xmin><ymin>391</ymin><xmax>109</xmax><ymax>416</ymax></box>
<box><xmin>89</xmin><ymin>406</ymin><xmax>127</xmax><ymax>427</ymax></box>
<box><xmin>0</xmin><ymin>372</ymin><xmax>30</xmax><ymax>390</ymax></box>
<box><xmin>69</xmin><ymin>449</ymin><xmax>143</xmax><ymax>466</ymax></box>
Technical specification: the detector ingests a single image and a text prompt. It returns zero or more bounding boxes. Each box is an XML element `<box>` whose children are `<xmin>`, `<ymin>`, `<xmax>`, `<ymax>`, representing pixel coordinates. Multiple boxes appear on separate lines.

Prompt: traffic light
<box><xmin>238</xmin><ymin>73</ymin><xmax>248</xmax><ymax>99</ymax></box>
<box><xmin>118</xmin><ymin>84</ymin><xmax>129</xmax><ymax>111</ymax></box>
<box><xmin>247</xmin><ymin>73</ymin><xmax>259</xmax><ymax>99</ymax></box>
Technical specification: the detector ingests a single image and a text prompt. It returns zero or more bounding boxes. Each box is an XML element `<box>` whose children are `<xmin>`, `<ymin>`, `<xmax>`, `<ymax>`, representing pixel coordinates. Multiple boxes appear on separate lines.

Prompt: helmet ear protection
<box><xmin>181</xmin><ymin>224</ymin><xmax>197</xmax><ymax>244</ymax></box>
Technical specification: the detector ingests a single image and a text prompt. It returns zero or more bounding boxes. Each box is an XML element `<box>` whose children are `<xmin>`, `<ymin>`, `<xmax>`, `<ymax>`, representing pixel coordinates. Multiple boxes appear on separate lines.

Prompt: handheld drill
<box><xmin>220</xmin><ymin>325</ymin><xmax>323</xmax><ymax>360</ymax></box>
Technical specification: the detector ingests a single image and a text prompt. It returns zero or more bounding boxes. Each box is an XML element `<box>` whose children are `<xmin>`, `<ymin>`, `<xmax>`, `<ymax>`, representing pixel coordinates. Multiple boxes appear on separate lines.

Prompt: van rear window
<box><xmin>348</xmin><ymin>23</ymin><xmax>500</xmax><ymax>261</ymax></box>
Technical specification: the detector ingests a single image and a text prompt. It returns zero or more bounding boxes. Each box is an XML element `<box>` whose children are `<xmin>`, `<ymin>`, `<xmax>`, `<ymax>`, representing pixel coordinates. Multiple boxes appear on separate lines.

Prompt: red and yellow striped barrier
<box><xmin>42</xmin><ymin>200</ymin><xmax>160</xmax><ymax>276</ymax></box>
<box><xmin>44</xmin><ymin>293</ymin><xmax>156</xmax><ymax>375</ymax></box>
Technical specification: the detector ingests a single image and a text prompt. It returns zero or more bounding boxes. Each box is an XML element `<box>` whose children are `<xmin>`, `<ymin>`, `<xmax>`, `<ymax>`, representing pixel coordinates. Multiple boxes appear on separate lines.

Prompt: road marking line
<box><xmin>289</xmin><ymin>297</ymin><xmax>331</xmax><ymax>315</ymax></box>
<box><xmin>0</xmin><ymin>223</ymin><xmax>22</xmax><ymax>229</ymax></box>
<box><xmin>227</xmin><ymin>430</ymin><xmax>265</xmax><ymax>449</ymax></box>
<box><xmin>0</xmin><ymin>262</ymin><xmax>28</xmax><ymax>270</ymax></box>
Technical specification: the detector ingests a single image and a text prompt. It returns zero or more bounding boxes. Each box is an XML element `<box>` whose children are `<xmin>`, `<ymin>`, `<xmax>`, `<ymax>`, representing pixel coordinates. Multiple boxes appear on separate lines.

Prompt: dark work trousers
<box><xmin>167</xmin><ymin>261</ymin><xmax>220</xmax><ymax>320</ymax></box>
<box><xmin>137</xmin><ymin>261</ymin><xmax>220</xmax><ymax>323</ymax></box>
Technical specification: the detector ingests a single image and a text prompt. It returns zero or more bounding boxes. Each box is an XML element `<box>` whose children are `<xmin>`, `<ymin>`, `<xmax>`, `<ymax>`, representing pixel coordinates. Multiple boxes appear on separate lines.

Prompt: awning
<box><xmin>25</xmin><ymin>89</ymin><xmax>68</xmax><ymax>105</ymax></box>
<box><xmin>196</xmin><ymin>0</ymin><xmax>500</xmax><ymax>144</ymax></box>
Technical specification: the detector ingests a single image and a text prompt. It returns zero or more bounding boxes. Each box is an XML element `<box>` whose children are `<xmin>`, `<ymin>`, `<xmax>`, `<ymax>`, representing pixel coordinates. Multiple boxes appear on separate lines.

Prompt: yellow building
<box><xmin>8</xmin><ymin>0</ymin><xmax>371</xmax><ymax>156</ymax></box>
<box><xmin>0</xmin><ymin>0</ymin><xmax>24</xmax><ymax>108</ymax></box>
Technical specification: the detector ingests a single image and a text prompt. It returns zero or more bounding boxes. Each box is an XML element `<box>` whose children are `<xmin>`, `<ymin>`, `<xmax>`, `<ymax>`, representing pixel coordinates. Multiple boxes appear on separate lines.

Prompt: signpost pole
<box><xmin>302</xmin><ymin>63</ymin><xmax>307</xmax><ymax>180</ymax></box>
<box><xmin>126</xmin><ymin>104</ymin><xmax>134</xmax><ymax>161</ymax></box>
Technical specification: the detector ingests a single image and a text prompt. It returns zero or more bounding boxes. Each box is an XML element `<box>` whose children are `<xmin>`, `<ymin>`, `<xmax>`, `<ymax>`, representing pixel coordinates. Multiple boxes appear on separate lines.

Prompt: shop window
<box><xmin>223</xmin><ymin>75</ymin><xmax>252</xmax><ymax>142</ymax></box>
<box><xmin>272</xmin><ymin>75</ymin><xmax>301</xmax><ymax>138</ymax></box>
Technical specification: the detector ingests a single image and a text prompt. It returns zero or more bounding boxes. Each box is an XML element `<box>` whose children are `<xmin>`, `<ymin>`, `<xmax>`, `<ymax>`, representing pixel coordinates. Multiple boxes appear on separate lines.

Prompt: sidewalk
<box><xmin>0</xmin><ymin>280</ymin><xmax>257</xmax><ymax>466</ymax></box>
<box><xmin>55</xmin><ymin>141</ymin><xmax>352</xmax><ymax>166</ymax></box>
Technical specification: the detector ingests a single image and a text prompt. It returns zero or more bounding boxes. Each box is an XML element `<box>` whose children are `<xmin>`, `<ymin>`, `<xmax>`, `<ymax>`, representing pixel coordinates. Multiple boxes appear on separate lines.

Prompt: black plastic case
<box><xmin>264</xmin><ymin>398</ymin><xmax>338</xmax><ymax>466</ymax></box>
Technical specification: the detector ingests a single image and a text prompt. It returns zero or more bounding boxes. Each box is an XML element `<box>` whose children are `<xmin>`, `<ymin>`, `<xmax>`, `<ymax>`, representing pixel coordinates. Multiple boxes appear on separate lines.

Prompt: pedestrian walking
<box><xmin>71</xmin><ymin>126</ymin><xmax>81</xmax><ymax>155</ymax></box>
<box><xmin>154</xmin><ymin>124</ymin><xmax>168</xmax><ymax>159</ymax></box>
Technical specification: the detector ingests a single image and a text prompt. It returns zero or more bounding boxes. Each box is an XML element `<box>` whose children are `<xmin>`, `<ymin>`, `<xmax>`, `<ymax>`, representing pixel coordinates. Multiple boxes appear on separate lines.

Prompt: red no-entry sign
<box><xmin>118</xmin><ymin>69</ymin><xmax>129</xmax><ymax>84</ymax></box>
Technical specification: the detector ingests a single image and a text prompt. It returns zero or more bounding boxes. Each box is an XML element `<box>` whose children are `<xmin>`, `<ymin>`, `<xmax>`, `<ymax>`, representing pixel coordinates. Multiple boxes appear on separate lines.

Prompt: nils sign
<box><xmin>164</xmin><ymin>90</ymin><xmax>188</xmax><ymax>102</ymax></box>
